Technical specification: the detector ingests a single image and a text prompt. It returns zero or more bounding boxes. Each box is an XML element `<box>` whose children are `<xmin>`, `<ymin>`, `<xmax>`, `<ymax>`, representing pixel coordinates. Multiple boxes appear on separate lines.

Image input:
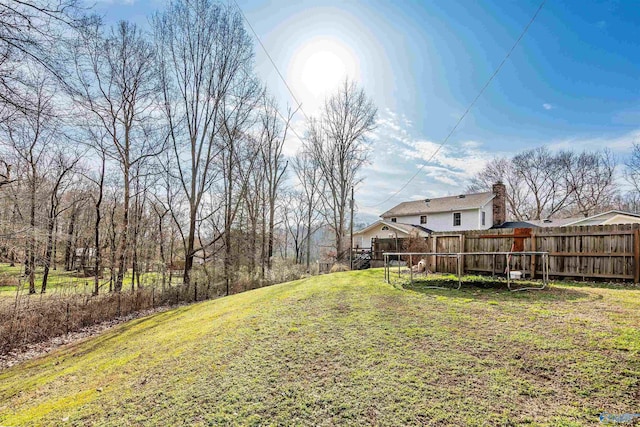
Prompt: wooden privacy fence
<box><xmin>372</xmin><ymin>223</ymin><xmax>640</xmax><ymax>282</ymax></box>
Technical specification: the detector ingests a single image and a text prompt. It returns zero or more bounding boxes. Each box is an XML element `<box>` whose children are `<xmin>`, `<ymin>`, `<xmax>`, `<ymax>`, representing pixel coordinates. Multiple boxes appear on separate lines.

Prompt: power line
<box><xmin>232</xmin><ymin>0</ymin><xmax>312</xmax><ymax>124</ymax></box>
<box><xmin>363</xmin><ymin>0</ymin><xmax>547</xmax><ymax>209</ymax></box>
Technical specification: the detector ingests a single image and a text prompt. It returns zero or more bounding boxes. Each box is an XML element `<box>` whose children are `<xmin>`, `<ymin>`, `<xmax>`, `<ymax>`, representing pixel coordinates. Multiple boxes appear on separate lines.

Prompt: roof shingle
<box><xmin>381</xmin><ymin>192</ymin><xmax>494</xmax><ymax>218</ymax></box>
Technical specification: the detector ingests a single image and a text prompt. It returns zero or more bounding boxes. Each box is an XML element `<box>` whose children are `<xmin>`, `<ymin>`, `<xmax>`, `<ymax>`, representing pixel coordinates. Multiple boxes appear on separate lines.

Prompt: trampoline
<box><xmin>383</xmin><ymin>251</ymin><xmax>550</xmax><ymax>291</ymax></box>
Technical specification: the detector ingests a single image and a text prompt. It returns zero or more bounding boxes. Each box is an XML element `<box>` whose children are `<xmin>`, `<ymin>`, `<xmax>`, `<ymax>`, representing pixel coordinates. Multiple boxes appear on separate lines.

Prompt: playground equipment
<box><xmin>383</xmin><ymin>251</ymin><xmax>550</xmax><ymax>291</ymax></box>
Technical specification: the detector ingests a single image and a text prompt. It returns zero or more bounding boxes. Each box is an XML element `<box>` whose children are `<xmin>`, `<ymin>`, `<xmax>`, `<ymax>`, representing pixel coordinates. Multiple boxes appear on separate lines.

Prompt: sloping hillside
<box><xmin>1</xmin><ymin>270</ymin><xmax>639</xmax><ymax>426</ymax></box>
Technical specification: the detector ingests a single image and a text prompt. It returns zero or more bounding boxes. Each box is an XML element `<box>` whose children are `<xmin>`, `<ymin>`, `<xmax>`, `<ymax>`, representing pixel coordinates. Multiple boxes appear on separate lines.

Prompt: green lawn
<box><xmin>0</xmin><ymin>269</ymin><xmax>639</xmax><ymax>426</ymax></box>
<box><xmin>0</xmin><ymin>264</ymin><xmax>85</xmax><ymax>296</ymax></box>
<box><xmin>0</xmin><ymin>264</ymin><xmax>175</xmax><ymax>298</ymax></box>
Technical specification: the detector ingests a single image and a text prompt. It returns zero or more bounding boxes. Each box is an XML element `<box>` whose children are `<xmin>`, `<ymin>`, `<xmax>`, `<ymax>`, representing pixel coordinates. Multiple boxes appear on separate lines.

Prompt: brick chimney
<box><xmin>492</xmin><ymin>181</ymin><xmax>506</xmax><ymax>226</ymax></box>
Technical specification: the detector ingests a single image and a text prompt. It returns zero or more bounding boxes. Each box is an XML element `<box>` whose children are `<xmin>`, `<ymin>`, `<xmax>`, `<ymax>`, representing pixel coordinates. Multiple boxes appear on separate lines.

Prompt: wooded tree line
<box><xmin>0</xmin><ymin>0</ymin><xmax>377</xmax><ymax>295</ymax></box>
<box><xmin>469</xmin><ymin>145</ymin><xmax>640</xmax><ymax>221</ymax></box>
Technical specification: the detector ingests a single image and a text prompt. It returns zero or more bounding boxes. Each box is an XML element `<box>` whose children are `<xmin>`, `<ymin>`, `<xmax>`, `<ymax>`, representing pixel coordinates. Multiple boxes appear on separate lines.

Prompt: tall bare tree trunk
<box><xmin>64</xmin><ymin>206</ymin><xmax>77</xmax><ymax>271</ymax></box>
<box><xmin>115</xmin><ymin>164</ymin><xmax>129</xmax><ymax>292</ymax></box>
<box><xmin>183</xmin><ymin>206</ymin><xmax>196</xmax><ymax>285</ymax></box>
<box><xmin>93</xmin><ymin>155</ymin><xmax>105</xmax><ymax>296</ymax></box>
<box><xmin>41</xmin><ymin>215</ymin><xmax>55</xmax><ymax>293</ymax></box>
<box><xmin>27</xmin><ymin>170</ymin><xmax>36</xmax><ymax>294</ymax></box>
<box><xmin>305</xmin><ymin>79</ymin><xmax>377</xmax><ymax>263</ymax></box>
<box><xmin>260</xmin><ymin>190</ymin><xmax>267</xmax><ymax>281</ymax></box>
<box><xmin>306</xmin><ymin>204</ymin><xmax>313</xmax><ymax>272</ymax></box>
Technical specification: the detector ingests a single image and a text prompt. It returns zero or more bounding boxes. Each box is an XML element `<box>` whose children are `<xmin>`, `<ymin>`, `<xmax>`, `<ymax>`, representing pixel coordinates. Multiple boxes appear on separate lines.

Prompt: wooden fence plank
<box><xmin>547</xmin><ymin>252</ymin><xmax>634</xmax><ymax>257</ymax></box>
<box><xmin>634</xmin><ymin>228</ymin><xmax>639</xmax><ymax>283</ymax></box>
<box><xmin>530</xmin><ymin>233</ymin><xmax>536</xmax><ymax>279</ymax></box>
<box><xmin>371</xmin><ymin>223</ymin><xmax>640</xmax><ymax>282</ymax></box>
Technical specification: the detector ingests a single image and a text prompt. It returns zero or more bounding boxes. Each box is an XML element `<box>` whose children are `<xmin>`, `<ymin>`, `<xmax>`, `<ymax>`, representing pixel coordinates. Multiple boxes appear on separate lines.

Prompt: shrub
<box><xmin>330</xmin><ymin>263</ymin><xmax>350</xmax><ymax>273</ymax></box>
<box><xmin>0</xmin><ymin>281</ymin><xmax>215</xmax><ymax>355</ymax></box>
<box><xmin>402</xmin><ymin>236</ymin><xmax>430</xmax><ymax>267</ymax></box>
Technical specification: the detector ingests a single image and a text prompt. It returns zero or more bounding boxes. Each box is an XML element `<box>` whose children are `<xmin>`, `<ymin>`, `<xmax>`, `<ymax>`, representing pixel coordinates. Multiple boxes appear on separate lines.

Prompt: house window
<box><xmin>391</xmin><ymin>217</ymin><xmax>397</xmax><ymax>223</ymax></box>
<box><xmin>453</xmin><ymin>212</ymin><xmax>461</xmax><ymax>226</ymax></box>
<box><xmin>481</xmin><ymin>211</ymin><xmax>486</xmax><ymax>226</ymax></box>
<box><xmin>420</xmin><ymin>215</ymin><xmax>427</xmax><ymax>224</ymax></box>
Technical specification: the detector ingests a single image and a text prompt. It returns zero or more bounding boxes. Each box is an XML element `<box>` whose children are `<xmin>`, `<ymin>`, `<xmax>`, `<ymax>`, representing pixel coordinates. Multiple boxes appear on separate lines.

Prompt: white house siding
<box><xmin>384</xmin><ymin>215</ymin><xmax>423</xmax><ymax>225</ymax></box>
<box><xmin>385</xmin><ymin>205</ymin><xmax>493</xmax><ymax>232</ymax></box>
<box><xmin>354</xmin><ymin>225</ymin><xmax>411</xmax><ymax>249</ymax></box>
<box><xmin>424</xmin><ymin>210</ymin><xmax>479</xmax><ymax>231</ymax></box>
<box><xmin>576</xmin><ymin>213</ymin><xmax>640</xmax><ymax>226</ymax></box>
<box><xmin>603</xmin><ymin>214</ymin><xmax>640</xmax><ymax>225</ymax></box>
<box><xmin>481</xmin><ymin>200</ymin><xmax>493</xmax><ymax>229</ymax></box>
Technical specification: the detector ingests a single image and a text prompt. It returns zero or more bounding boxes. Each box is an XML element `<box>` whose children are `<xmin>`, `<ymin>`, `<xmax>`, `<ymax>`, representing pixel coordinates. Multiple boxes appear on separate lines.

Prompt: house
<box><xmin>352</xmin><ymin>220</ymin><xmax>431</xmax><ymax>250</ymax></box>
<box><xmin>497</xmin><ymin>210</ymin><xmax>640</xmax><ymax>229</ymax></box>
<box><xmin>352</xmin><ymin>182</ymin><xmax>506</xmax><ymax>249</ymax></box>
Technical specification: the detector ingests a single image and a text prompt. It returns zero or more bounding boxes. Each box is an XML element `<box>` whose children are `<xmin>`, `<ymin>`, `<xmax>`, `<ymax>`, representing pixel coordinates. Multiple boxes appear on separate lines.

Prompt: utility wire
<box><xmin>363</xmin><ymin>0</ymin><xmax>547</xmax><ymax>208</ymax></box>
<box><xmin>232</xmin><ymin>0</ymin><xmax>312</xmax><ymax>124</ymax></box>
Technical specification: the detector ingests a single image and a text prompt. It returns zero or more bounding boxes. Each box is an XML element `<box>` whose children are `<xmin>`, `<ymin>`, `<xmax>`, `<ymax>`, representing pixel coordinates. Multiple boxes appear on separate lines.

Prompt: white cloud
<box><xmin>543</xmin><ymin>103</ymin><xmax>554</xmax><ymax>110</ymax></box>
<box><xmin>399</xmin><ymin>138</ymin><xmax>493</xmax><ymax>176</ymax></box>
<box><xmin>287</xmin><ymin>106</ymin><xmax>640</xmax><ymax>222</ymax></box>
<box><xmin>547</xmin><ymin>129</ymin><xmax>640</xmax><ymax>153</ymax></box>
<box><xmin>357</xmin><ymin>110</ymin><xmax>498</xmax><ymax>216</ymax></box>
<box><xmin>281</xmin><ymin>120</ymin><xmax>306</xmax><ymax>157</ymax></box>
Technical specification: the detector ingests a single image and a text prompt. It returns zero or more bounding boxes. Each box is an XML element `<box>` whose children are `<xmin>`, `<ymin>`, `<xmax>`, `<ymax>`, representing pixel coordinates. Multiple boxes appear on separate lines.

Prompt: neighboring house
<box><xmin>352</xmin><ymin>220</ymin><xmax>431</xmax><ymax>250</ymax></box>
<box><xmin>497</xmin><ymin>210</ymin><xmax>640</xmax><ymax>229</ymax></box>
<box><xmin>352</xmin><ymin>182</ymin><xmax>507</xmax><ymax>249</ymax></box>
<box><xmin>352</xmin><ymin>177</ymin><xmax>640</xmax><ymax>252</ymax></box>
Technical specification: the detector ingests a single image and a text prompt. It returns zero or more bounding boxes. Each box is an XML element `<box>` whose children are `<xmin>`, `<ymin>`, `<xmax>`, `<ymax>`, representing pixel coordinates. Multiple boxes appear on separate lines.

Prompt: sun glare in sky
<box><xmin>287</xmin><ymin>37</ymin><xmax>359</xmax><ymax>109</ymax></box>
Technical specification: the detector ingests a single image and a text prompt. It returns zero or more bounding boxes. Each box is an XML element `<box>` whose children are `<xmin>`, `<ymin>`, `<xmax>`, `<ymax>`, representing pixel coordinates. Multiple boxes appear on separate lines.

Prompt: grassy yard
<box><xmin>0</xmin><ymin>269</ymin><xmax>638</xmax><ymax>426</ymax></box>
<box><xmin>0</xmin><ymin>264</ymin><xmax>175</xmax><ymax>298</ymax></box>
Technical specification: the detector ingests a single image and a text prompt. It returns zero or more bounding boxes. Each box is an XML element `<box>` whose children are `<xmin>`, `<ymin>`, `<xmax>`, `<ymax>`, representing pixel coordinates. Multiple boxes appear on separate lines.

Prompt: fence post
<box><xmin>530</xmin><ymin>233</ymin><xmax>536</xmax><ymax>279</ymax></box>
<box><xmin>634</xmin><ymin>228</ymin><xmax>640</xmax><ymax>283</ymax></box>
<box><xmin>431</xmin><ymin>236</ymin><xmax>437</xmax><ymax>273</ymax></box>
<box><xmin>459</xmin><ymin>234</ymin><xmax>465</xmax><ymax>275</ymax></box>
<box><xmin>152</xmin><ymin>286</ymin><xmax>155</xmax><ymax>308</ymax></box>
<box><xmin>409</xmin><ymin>254</ymin><xmax>413</xmax><ymax>284</ymax></box>
<box><xmin>194</xmin><ymin>281</ymin><xmax>198</xmax><ymax>302</ymax></box>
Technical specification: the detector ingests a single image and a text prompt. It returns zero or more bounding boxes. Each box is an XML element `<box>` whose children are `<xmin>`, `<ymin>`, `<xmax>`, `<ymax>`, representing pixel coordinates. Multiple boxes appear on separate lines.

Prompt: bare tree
<box><xmin>242</xmin><ymin>156</ymin><xmax>265</xmax><ymax>275</ymax></box>
<box><xmin>292</xmin><ymin>150</ymin><xmax>324</xmax><ymax>271</ymax></box>
<box><xmin>0</xmin><ymin>0</ymin><xmax>376</xmax><ymax>308</ymax></box>
<box><xmin>563</xmin><ymin>149</ymin><xmax>617</xmax><ymax>217</ymax></box>
<box><xmin>472</xmin><ymin>147</ymin><xmax>619</xmax><ymax>220</ymax></box>
<box><xmin>153</xmin><ymin>0</ymin><xmax>258</xmax><ymax>285</ymax></box>
<box><xmin>625</xmin><ymin>143</ymin><xmax>640</xmax><ymax>195</ymax></box>
<box><xmin>0</xmin><ymin>0</ymin><xmax>94</xmax><ymax>121</ymax></box>
<box><xmin>104</xmin><ymin>188</ymin><xmax>119</xmax><ymax>291</ymax></box>
<box><xmin>0</xmin><ymin>160</ymin><xmax>13</xmax><ymax>187</ymax></box>
<box><xmin>129</xmin><ymin>161</ymin><xmax>152</xmax><ymax>291</ymax></box>
<box><xmin>283</xmin><ymin>190</ymin><xmax>310</xmax><ymax>264</ymax></box>
<box><xmin>41</xmin><ymin>151</ymin><xmax>81</xmax><ymax>293</ymax></box>
<box><xmin>218</xmin><ymin>90</ymin><xmax>262</xmax><ymax>294</ymax></box>
<box><xmin>613</xmin><ymin>191</ymin><xmax>640</xmax><ymax>214</ymax></box>
<box><xmin>468</xmin><ymin>157</ymin><xmax>532</xmax><ymax>221</ymax></box>
<box><xmin>73</xmin><ymin>20</ymin><xmax>160</xmax><ymax>292</ymax></box>
<box><xmin>81</xmin><ymin>131</ymin><xmax>108</xmax><ymax>295</ymax></box>
<box><xmin>260</xmin><ymin>96</ymin><xmax>294</xmax><ymax>269</ymax></box>
<box><xmin>153</xmin><ymin>152</ymin><xmax>185</xmax><ymax>287</ymax></box>
<box><xmin>1</xmin><ymin>73</ymin><xmax>57</xmax><ymax>293</ymax></box>
<box><xmin>511</xmin><ymin>147</ymin><xmax>572</xmax><ymax>220</ymax></box>
<box><xmin>305</xmin><ymin>79</ymin><xmax>377</xmax><ymax>261</ymax></box>
<box><xmin>151</xmin><ymin>197</ymin><xmax>170</xmax><ymax>289</ymax></box>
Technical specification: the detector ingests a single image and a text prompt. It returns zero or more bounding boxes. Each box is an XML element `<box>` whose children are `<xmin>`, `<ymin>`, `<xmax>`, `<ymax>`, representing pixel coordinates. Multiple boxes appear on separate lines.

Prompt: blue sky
<box><xmin>94</xmin><ymin>0</ymin><xmax>640</xmax><ymax>221</ymax></box>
